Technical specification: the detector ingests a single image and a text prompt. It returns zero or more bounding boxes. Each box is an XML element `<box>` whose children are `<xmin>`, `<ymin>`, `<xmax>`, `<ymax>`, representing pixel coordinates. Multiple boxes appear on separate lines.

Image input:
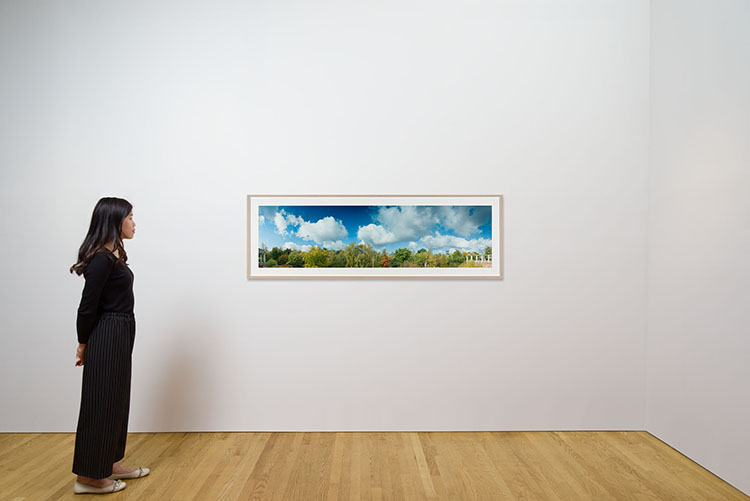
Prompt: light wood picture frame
<box><xmin>247</xmin><ymin>195</ymin><xmax>503</xmax><ymax>279</ymax></box>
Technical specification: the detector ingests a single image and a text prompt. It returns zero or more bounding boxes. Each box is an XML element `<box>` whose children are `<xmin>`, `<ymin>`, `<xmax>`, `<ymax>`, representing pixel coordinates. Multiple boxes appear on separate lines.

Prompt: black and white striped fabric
<box><xmin>72</xmin><ymin>312</ymin><xmax>136</xmax><ymax>479</ymax></box>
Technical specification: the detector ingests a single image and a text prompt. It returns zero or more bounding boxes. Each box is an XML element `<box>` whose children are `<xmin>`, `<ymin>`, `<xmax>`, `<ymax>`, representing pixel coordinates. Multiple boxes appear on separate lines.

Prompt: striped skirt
<box><xmin>72</xmin><ymin>312</ymin><xmax>136</xmax><ymax>479</ymax></box>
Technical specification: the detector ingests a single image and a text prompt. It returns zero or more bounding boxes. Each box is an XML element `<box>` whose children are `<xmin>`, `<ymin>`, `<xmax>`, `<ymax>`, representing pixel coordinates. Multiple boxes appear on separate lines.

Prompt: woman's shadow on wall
<box><xmin>142</xmin><ymin>304</ymin><xmax>221</xmax><ymax>432</ymax></box>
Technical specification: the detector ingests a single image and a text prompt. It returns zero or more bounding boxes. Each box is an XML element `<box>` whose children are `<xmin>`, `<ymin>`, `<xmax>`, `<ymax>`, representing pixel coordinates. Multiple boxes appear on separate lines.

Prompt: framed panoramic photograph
<box><xmin>247</xmin><ymin>195</ymin><xmax>503</xmax><ymax>279</ymax></box>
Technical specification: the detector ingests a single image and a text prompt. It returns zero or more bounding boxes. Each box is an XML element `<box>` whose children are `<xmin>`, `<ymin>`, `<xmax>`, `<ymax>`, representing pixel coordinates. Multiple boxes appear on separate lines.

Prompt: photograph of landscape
<box><xmin>247</xmin><ymin>196</ymin><xmax>502</xmax><ymax>278</ymax></box>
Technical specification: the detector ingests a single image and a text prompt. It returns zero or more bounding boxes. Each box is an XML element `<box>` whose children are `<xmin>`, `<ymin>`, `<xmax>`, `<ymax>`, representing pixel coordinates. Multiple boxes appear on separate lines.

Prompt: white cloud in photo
<box><xmin>286</xmin><ymin>213</ymin><xmax>304</xmax><ymax>226</ymax></box>
<box><xmin>259</xmin><ymin>206</ymin><xmax>278</xmax><ymax>220</ymax></box>
<box><xmin>323</xmin><ymin>240</ymin><xmax>347</xmax><ymax>250</ymax></box>
<box><xmin>296</xmin><ymin>216</ymin><xmax>348</xmax><ymax>245</ymax></box>
<box><xmin>273</xmin><ymin>209</ymin><xmax>306</xmax><ymax>236</ymax></box>
<box><xmin>420</xmin><ymin>232</ymin><xmax>492</xmax><ymax>254</ymax></box>
<box><xmin>374</xmin><ymin>206</ymin><xmax>439</xmax><ymax>241</ymax></box>
<box><xmin>273</xmin><ymin>211</ymin><xmax>290</xmax><ymax>235</ymax></box>
<box><xmin>408</xmin><ymin>241</ymin><xmax>419</xmax><ymax>250</ymax></box>
<box><xmin>283</xmin><ymin>242</ymin><xmax>312</xmax><ymax>252</ymax></box>
<box><xmin>438</xmin><ymin>206</ymin><xmax>491</xmax><ymax>237</ymax></box>
<box><xmin>258</xmin><ymin>215</ymin><xmax>265</xmax><ymax>226</ymax></box>
<box><xmin>357</xmin><ymin>224</ymin><xmax>397</xmax><ymax>245</ymax></box>
<box><xmin>359</xmin><ymin>206</ymin><xmax>490</xmax><ymax>246</ymax></box>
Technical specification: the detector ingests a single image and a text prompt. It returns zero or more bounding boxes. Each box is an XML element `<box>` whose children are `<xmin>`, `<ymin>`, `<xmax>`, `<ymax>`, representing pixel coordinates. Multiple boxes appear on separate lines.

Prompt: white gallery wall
<box><xmin>647</xmin><ymin>0</ymin><xmax>750</xmax><ymax>494</ymax></box>
<box><xmin>0</xmin><ymin>0</ymin><xmax>650</xmax><ymax>432</ymax></box>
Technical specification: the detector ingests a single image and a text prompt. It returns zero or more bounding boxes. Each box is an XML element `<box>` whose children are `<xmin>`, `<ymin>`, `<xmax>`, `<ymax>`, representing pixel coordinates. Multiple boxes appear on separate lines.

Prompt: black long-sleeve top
<box><xmin>76</xmin><ymin>249</ymin><xmax>135</xmax><ymax>344</ymax></box>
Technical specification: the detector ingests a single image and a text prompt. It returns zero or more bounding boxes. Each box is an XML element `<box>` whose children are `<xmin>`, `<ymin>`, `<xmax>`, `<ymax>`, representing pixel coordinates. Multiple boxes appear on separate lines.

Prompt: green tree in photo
<box><xmin>344</xmin><ymin>242</ymin><xmax>377</xmax><ymax>267</ymax></box>
<box><xmin>368</xmin><ymin>247</ymin><xmax>382</xmax><ymax>267</ymax></box>
<box><xmin>426</xmin><ymin>251</ymin><xmax>439</xmax><ymax>268</ymax></box>
<box><xmin>304</xmin><ymin>246</ymin><xmax>330</xmax><ymax>267</ymax></box>
<box><xmin>436</xmin><ymin>253</ymin><xmax>449</xmax><ymax>267</ymax></box>
<box><xmin>269</xmin><ymin>247</ymin><xmax>283</xmax><ymax>261</ymax></box>
<box><xmin>449</xmin><ymin>250</ymin><xmax>465</xmax><ymax>267</ymax></box>
<box><xmin>331</xmin><ymin>251</ymin><xmax>346</xmax><ymax>268</ymax></box>
<box><xmin>392</xmin><ymin>248</ymin><xmax>413</xmax><ymax>267</ymax></box>
<box><xmin>287</xmin><ymin>251</ymin><xmax>304</xmax><ymax>267</ymax></box>
<box><xmin>414</xmin><ymin>249</ymin><xmax>428</xmax><ymax>267</ymax></box>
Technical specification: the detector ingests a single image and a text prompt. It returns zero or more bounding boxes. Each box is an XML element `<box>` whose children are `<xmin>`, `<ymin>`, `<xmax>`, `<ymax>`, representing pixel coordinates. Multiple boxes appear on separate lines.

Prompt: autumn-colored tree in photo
<box><xmin>380</xmin><ymin>249</ymin><xmax>390</xmax><ymax>268</ymax></box>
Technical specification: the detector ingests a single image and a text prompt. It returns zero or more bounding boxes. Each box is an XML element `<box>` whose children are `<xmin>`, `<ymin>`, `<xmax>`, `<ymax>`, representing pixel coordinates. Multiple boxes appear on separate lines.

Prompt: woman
<box><xmin>70</xmin><ymin>197</ymin><xmax>149</xmax><ymax>494</ymax></box>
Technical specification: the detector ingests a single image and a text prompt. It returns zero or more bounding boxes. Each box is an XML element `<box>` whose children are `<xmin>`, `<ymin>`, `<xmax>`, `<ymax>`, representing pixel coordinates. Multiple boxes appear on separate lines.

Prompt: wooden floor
<box><xmin>0</xmin><ymin>431</ymin><xmax>745</xmax><ymax>500</ymax></box>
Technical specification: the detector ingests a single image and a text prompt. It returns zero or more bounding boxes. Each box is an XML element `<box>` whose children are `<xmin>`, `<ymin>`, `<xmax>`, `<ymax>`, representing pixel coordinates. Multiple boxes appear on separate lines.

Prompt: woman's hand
<box><xmin>75</xmin><ymin>344</ymin><xmax>86</xmax><ymax>366</ymax></box>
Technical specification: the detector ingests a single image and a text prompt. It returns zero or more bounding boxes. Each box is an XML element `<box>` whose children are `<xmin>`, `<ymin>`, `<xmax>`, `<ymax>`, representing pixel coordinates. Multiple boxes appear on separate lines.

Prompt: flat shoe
<box><xmin>74</xmin><ymin>479</ymin><xmax>126</xmax><ymax>494</ymax></box>
<box><xmin>111</xmin><ymin>466</ymin><xmax>150</xmax><ymax>479</ymax></box>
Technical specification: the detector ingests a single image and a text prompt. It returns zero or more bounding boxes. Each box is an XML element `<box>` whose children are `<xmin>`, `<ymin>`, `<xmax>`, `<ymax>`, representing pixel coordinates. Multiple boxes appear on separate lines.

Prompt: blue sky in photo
<box><xmin>258</xmin><ymin>205</ymin><xmax>492</xmax><ymax>254</ymax></box>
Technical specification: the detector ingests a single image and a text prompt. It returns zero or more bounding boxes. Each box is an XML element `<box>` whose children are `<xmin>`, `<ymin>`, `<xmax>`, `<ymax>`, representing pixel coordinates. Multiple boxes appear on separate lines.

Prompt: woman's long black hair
<box><xmin>70</xmin><ymin>197</ymin><xmax>132</xmax><ymax>275</ymax></box>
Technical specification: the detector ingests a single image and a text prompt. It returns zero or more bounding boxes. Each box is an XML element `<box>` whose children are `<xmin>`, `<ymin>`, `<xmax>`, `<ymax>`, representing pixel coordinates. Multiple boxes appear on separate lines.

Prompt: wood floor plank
<box><xmin>327</xmin><ymin>432</ymin><xmax>345</xmax><ymax>501</ymax></box>
<box><xmin>409</xmin><ymin>432</ymin><xmax>437</xmax><ymax>498</ymax></box>
<box><xmin>0</xmin><ymin>431</ymin><xmax>745</xmax><ymax>500</ymax></box>
<box><xmin>217</xmin><ymin>432</ymin><xmax>271</xmax><ymax>501</ymax></box>
<box><xmin>520</xmin><ymin>432</ymin><xmax>590</xmax><ymax>499</ymax></box>
<box><xmin>4</xmin><ymin>434</ymin><xmax>73</xmax><ymax>500</ymax></box>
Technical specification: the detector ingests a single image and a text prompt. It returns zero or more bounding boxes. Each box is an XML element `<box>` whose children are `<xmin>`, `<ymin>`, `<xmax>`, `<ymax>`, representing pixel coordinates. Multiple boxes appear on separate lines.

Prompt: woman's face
<box><xmin>121</xmin><ymin>210</ymin><xmax>136</xmax><ymax>239</ymax></box>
